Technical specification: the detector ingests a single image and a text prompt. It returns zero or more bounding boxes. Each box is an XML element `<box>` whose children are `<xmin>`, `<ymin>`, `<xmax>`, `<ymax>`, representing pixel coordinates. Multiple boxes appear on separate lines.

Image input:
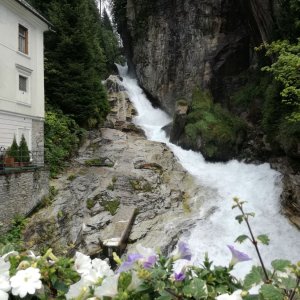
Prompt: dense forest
<box><xmin>28</xmin><ymin>0</ymin><xmax>122</xmax><ymax>175</ymax></box>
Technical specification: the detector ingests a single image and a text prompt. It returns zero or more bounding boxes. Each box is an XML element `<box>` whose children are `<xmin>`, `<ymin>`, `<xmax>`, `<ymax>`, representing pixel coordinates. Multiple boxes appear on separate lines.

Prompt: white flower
<box><xmin>216</xmin><ymin>290</ymin><xmax>242</xmax><ymax>300</ymax></box>
<box><xmin>27</xmin><ymin>250</ymin><xmax>41</xmax><ymax>260</ymax></box>
<box><xmin>74</xmin><ymin>252</ymin><xmax>92</xmax><ymax>276</ymax></box>
<box><xmin>0</xmin><ymin>258</ymin><xmax>10</xmax><ymax>275</ymax></box>
<box><xmin>136</xmin><ymin>244</ymin><xmax>156</xmax><ymax>258</ymax></box>
<box><xmin>0</xmin><ymin>257</ymin><xmax>11</xmax><ymax>299</ymax></box>
<box><xmin>1</xmin><ymin>251</ymin><xmax>18</xmax><ymax>261</ymax></box>
<box><xmin>10</xmin><ymin>267</ymin><xmax>42</xmax><ymax>298</ymax></box>
<box><xmin>92</xmin><ymin>258</ymin><xmax>113</xmax><ymax>278</ymax></box>
<box><xmin>94</xmin><ymin>274</ymin><xmax>119</xmax><ymax>299</ymax></box>
<box><xmin>65</xmin><ymin>278</ymin><xmax>90</xmax><ymax>300</ymax></box>
<box><xmin>127</xmin><ymin>271</ymin><xmax>142</xmax><ymax>291</ymax></box>
<box><xmin>0</xmin><ymin>275</ymin><xmax>11</xmax><ymax>292</ymax></box>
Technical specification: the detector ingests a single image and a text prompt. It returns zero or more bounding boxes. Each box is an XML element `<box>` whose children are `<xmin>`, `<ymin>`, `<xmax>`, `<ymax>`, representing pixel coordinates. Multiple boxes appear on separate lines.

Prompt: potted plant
<box><xmin>0</xmin><ymin>146</ymin><xmax>5</xmax><ymax>170</ymax></box>
<box><xmin>5</xmin><ymin>136</ymin><xmax>19</xmax><ymax>167</ymax></box>
<box><xmin>19</xmin><ymin>134</ymin><xmax>30</xmax><ymax>166</ymax></box>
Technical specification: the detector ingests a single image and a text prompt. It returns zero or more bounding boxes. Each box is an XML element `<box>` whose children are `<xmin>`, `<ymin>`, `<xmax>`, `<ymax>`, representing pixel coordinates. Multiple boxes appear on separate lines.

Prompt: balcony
<box><xmin>0</xmin><ymin>147</ymin><xmax>44</xmax><ymax>174</ymax></box>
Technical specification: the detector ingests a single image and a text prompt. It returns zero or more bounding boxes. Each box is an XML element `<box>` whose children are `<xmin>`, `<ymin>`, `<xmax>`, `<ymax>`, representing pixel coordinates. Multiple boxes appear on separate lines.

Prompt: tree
<box><xmin>7</xmin><ymin>136</ymin><xmax>19</xmax><ymax>161</ymax></box>
<box><xmin>27</xmin><ymin>0</ymin><xmax>122</xmax><ymax>127</ymax></box>
<box><xmin>261</xmin><ymin>39</ymin><xmax>300</xmax><ymax>122</ymax></box>
<box><xmin>19</xmin><ymin>134</ymin><xmax>30</xmax><ymax>163</ymax></box>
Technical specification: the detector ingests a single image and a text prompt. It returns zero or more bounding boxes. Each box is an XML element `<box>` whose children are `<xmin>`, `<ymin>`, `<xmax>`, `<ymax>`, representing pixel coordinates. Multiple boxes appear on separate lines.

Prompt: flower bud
<box><xmin>18</xmin><ymin>260</ymin><xmax>31</xmax><ymax>270</ymax></box>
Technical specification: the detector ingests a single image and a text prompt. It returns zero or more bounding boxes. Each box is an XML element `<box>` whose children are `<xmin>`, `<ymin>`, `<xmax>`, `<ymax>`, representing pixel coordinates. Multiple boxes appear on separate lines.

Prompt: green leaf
<box><xmin>259</xmin><ymin>284</ymin><xmax>284</xmax><ymax>300</ymax></box>
<box><xmin>246</xmin><ymin>212</ymin><xmax>255</xmax><ymax>218</ymax></box>
<box><xmin>271</xmin><ymin>259</ymin><xmax>291</xmax><ymax>272</ymax></box>
<box><xmin>235</xmin><ymin>234</ymin><xmax>249</xmax><ymax>244</ymax></box>
<box><xmin>244</xmin><ymin>266</ymin><xmax>264</xmax><ymax>289</ymax></box>
<box><xmin>235</xmin><ymin>215</ymin><xmax>244</xmax><ymax>224</ymax></box>
<box><xmin>243</xmin><ymin>296</ymin><xmax>260</xmax><ymax>300</ymax></box>
<box><xmin>280</xmin><ymin>276</ymin><xmax>297</xmax><ymax>289</ymax></box>
<box><xmin>0</xmin><ymin>244</ymin><xmax>15</xmax><ymax>255</ymax></box>
<box><xmin>119</xmin><ymin>272</ymin><xmax>132</xmax><ymax>291</ymax></box>
<box><xmin>183</xmin><ymin>278</ymin><xmax>207</xmax><ymax>299</ymax></box>
<box><xmin>157</xmin><ymin>290</ymin><xmax>175</xmax><ymax>300</ymax></box>
<box><xmin>257</xmin><ymin>234</ymin><xmax>270</xmax><ymax>245</ymax></box>
<box><xmin>232</xmin><ymin>204</ymin><xmax>238</xmax><ymax>209</ymax></box>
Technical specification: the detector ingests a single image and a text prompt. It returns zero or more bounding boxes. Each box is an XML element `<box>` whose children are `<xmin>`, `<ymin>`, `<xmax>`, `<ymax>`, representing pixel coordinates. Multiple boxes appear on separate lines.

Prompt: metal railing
<box><xmin>0</xmin><ymin>146</ymin><xmax>44</xmax><ymax>174</ymax></box>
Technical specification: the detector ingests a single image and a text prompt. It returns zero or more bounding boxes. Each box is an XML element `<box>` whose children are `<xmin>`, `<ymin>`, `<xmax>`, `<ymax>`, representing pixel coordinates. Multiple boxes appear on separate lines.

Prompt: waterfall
<box><xmin>117</xmin><ymin>64</ymin><xmax>300</xmax><ymax>278</ymax></box>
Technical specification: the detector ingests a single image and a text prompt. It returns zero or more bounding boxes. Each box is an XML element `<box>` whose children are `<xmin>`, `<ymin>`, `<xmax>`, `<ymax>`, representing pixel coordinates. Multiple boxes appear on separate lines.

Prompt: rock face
<box><xmin>120</xmin><ymin>0</ymin><xmax>276</xmax><ymax>114</ymax></box>
<box><xmin>23</xmin><ymin>76</ymin><xmax>214</xmax><ymax>256</ymax></box>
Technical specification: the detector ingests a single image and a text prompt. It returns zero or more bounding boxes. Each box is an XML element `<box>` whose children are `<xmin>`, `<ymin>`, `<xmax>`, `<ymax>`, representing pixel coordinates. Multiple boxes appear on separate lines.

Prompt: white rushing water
<box><xmin>117</xmin><ymin>65</ymin><xmax>300</xmax><ymax>278</ymax></box>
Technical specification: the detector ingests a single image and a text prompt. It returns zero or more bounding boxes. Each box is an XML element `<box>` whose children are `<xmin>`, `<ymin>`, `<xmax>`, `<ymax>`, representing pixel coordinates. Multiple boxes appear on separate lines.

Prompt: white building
<box><xmin>0</xmin><ymin>0</ymin><xmax>50</xmax><ymax>163</ymax></box>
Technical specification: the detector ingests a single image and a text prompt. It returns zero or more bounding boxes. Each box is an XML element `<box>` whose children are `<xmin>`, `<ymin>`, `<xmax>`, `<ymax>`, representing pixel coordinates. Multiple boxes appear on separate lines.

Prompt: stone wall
<box><xmin>32</xmin><ymin>119</ymin><xmax>44</xmax><ymax>166</ymax></box>
<box><xmin>0</xmin><ymin>168</ymin><xmax>49</xmax><ymax>232</ymax></box>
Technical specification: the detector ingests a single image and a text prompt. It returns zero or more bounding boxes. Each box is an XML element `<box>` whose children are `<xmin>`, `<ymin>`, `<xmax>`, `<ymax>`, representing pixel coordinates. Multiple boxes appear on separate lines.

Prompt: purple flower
<box><xmin>117</xmin><ymin>253</ymin><xmax>143</xmax><ymax>273</ymax></box>
<box><xmin>143</xmin><ymin>255</ymin><xmax>157</xmax><ymax>269</ymax></box>
<box><xmin>174</xmin><ymin>272</ymin><xmax>185</xmax><ymax>281</ymax></box>
<box><xmin>227</xmin><ymin>245</ymin><xmax>251</xmax><ymax>266</ymax></box>
<box><xmin>172</xmin><ymin>241</ymin><xmax>192</xmax><ymax>261</ymax></box>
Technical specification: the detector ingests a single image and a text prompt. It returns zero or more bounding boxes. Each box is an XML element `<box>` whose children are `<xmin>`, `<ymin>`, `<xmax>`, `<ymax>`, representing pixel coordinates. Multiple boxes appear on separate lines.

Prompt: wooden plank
<box><xmin>101</xmin><ymin>206</ymin><xmax>136</xmax><ymax>249</ymax></box>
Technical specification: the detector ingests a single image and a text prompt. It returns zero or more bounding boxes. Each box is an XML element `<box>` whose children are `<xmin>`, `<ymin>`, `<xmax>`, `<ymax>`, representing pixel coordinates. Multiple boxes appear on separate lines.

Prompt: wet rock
<box><xmin>23</xmin><ymin>76</ymin><xmax>212</xmax><ymax>256</ymax></box>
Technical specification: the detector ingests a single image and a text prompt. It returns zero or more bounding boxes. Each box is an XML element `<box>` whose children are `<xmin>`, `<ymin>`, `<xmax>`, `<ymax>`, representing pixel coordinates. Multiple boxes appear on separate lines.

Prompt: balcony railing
<box><xmin>0</xmin><ymin>147</ymin><xmax>44</xmax><ymax>174</ymax></box>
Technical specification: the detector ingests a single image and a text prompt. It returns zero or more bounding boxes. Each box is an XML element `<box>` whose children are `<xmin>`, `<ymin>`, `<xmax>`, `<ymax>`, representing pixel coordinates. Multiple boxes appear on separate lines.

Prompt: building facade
<box><xmin>0</xmin><ymin>0</ymin><xmax>50</xmax><ymax>164</ymax></box>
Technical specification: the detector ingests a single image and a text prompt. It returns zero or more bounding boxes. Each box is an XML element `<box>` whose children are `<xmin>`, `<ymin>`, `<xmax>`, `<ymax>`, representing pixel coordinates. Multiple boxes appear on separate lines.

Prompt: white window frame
<box><xmin>16</xmin><ymin>64</ymin><xmax>32</xmax><ymax>105</ymax></box>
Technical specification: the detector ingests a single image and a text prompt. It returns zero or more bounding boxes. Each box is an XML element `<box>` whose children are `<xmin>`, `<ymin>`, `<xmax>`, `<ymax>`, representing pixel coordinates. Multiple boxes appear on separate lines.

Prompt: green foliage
<box><xmin>6</xmin><ymin>136</ymin><xmax>19</xmax><ymax>161</ymax></box>
<box><xmin>0</xmin><ymin>215</ymin><xmax>27</xmax><ymax>250</ymax></box>
<box><xmin>28</xmin><ymin>0</ymin><xmax>122</xmax><ymax>127</ymax></box>
<box><xmin>86</xmin><ymin>198</ymin><xmax>96</xmax><ymax>210</ymax></box>
<box><xmin>130</xmin><ymin>179</ymin><xmax>153</xmax><ymax>192</ymax></box>
<box><xmin>235</xmin><ymin>234</ymin><xmax>249</xmax><ymax>244</ymax></box>
<box><xmin>67</xmin><ymin>174</ymin><xmax>77</xmax><ymax>181</ymax></box>
<box><xmin>184</xmin><ymin>88</ymin><xmax>246</xmax><ymax>160</ymax></box>
<box><xmin>261</xmin><ymin>39</ymin><xmax>300</xmax><ymax>122</ymax></box>
<box><xmin>84</xmin><ymin>158</ymin><xmax>114</xmax><ymax>167</ymax></box>
<box><xmin>254</xmin><ymin>39</ymin><xmax>300</xmax><ymax>155</ymax></box>
<box><xmin>45</xmin><ymin>108</ymin><xmax>84</xmax><ymax>177</ymax></box>
<box><xmin>259</xmin><ymin>284</ymin><xmax>285</xmax><ymax>300</ymax></box>
<box><xmin>243</xmin><ymin>266</ymin><xmax>264</xmax><ymax>289</ymax></box>
<box><xmin>100</xmin><ymin>198</ymin><xmax>120</xmax><ymax>215</ymax></box>
<box><xmin>0</xmin><ymin>202</ymin><xmax>300</xmax><ymax>299</ymax></box>
<box><xmin>18</xmin><ymin>134</ymin><xmax>30</xmax><ymax>163</ymax></box>
<box><xmin>275</xmin><ymin>0</ymin><xmax>300</xmax><ymax>41</ymax></box>
<box><xmin>257</xmin><ymin>234</ymin><xmax>270</xmax><ymax>245</ymax></box>
<box><xmin>39</xmin><ymin>185</ymin><xmax>59</xmax><ymax>209</ymax></box>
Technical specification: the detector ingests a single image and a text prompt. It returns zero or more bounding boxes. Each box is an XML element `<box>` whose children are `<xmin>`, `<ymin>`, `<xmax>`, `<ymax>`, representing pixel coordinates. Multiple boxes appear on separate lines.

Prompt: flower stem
<box><xmin>289</xmin><ymin>276</ymin><xmax>300</xmax><ymax>300</ymax></box>
<box><xmin>238</xmin><ymin>204</ymin><xmax>269</xmax><ymax>282</ymax></box>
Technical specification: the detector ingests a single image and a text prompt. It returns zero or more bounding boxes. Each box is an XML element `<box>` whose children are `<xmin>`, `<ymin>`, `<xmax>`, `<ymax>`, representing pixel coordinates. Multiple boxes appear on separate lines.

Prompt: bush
<box><xmin>6</xmin><ymin>136</ymin><xmax>19</xmax><ymax>161</ymax></box>
<box><xmin>45</xmin><ymin>108</ymin><xmax>85</xmax><ymax>177</ymax></box>
<box><xmin>184</xmin><ymin>88</ymin><xmax>246</xmax><ymax>160</ymax></box>
<box><xmin>18</xmin><ymin>134</ymin><xmax>30</xmax><ymax>163</ymax></box>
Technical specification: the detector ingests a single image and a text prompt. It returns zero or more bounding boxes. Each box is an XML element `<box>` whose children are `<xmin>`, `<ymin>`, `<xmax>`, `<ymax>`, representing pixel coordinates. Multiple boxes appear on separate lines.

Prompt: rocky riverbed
<box><xmin>23</xmin><ymin>76</ymin><xmax>214</xmax><ymax>256</ymax></box>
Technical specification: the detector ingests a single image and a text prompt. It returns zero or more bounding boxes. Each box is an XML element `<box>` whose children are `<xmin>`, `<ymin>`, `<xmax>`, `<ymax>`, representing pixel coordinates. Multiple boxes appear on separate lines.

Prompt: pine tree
<box><xmin>7</xmin><ymin>136</ymin><xmax>19</xmax><ymax>161</ymax></box>
<box><xmin>19</xmin><ymin>134</ymin><xmax>30</xmax><ymax>163</ymax></box>
<box><xmin>27</xmin><ymin>0</ymin><xmax>122</xmax><ymax>127</ymax></box>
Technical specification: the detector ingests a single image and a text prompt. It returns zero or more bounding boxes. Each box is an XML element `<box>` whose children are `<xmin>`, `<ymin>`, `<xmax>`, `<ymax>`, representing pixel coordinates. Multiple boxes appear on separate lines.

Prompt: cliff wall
<box><xmin>121</xmin><ymin>0</ymin><xmax>276</xmax><ymax>113</ymax></box>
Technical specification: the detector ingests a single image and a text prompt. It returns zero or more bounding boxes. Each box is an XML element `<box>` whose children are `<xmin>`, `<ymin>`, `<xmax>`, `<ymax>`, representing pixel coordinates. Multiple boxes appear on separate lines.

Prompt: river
<box><xmin>117</xmin><ymin>64</ymin><xmax>300</xmax><ymax>279</ymax></box>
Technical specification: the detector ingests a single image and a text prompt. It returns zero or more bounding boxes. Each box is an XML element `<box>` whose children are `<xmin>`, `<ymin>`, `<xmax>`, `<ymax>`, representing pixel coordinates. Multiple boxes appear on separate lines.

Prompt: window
<box><xmin>19</xmin><ymin>75</ymin><xmax>27</xmax><ymax>92</ymax></box>
<box><xmin>18</xmin><ymin>25</ymin><xmax>28</xmax><ymax>54</ymax></box>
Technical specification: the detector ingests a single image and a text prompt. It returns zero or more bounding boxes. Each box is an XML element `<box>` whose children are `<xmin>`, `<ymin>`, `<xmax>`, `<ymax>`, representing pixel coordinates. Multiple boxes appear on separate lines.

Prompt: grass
<box><xmin>100</xmin><ymin>198</ymin><xmax>120</xmax><ymax>215</ymax></box>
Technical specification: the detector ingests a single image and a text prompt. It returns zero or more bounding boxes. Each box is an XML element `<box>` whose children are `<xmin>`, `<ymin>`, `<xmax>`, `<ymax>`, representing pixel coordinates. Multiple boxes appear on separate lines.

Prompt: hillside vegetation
<box><xmin>29</xmin><ymin>0</ymin><xmax>122</xmax><ymax>175</ymax></box>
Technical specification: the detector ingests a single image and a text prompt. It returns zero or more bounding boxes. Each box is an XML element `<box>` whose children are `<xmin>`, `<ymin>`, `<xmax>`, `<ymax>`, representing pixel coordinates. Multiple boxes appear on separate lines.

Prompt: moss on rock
<box><xmin>183</xmin><ymin>88</ymin><xmax>247</xmax><ymax>161</ymax></box>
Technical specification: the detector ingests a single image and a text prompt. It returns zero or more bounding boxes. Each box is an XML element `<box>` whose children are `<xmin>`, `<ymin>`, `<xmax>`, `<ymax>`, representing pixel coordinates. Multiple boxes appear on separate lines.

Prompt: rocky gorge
<box><xmin>23</xmin><ymin>76</ymin><xmax>212</xmax><ymax>256</ymax></box>
<box><xmin>113</xmin><ymin>0</ymin><xmax>300</xmax><ymax>228</ymax></box>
